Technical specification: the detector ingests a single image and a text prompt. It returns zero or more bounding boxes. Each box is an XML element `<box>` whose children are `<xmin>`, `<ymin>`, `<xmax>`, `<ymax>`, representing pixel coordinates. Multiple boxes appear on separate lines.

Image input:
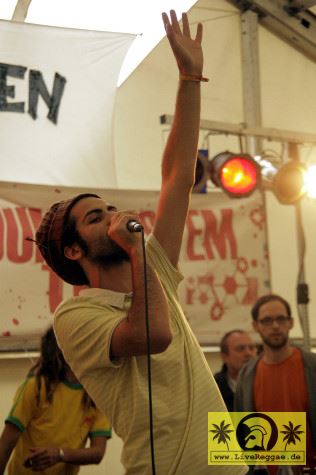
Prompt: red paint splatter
<box><xmin>2</xmin><ymin>331</ymin><xmax>11</xmax><ymax>337</ymax></box>
<box><xmin>210</xmin><ymin>302</ymin><xmax>224</xmax><ymax>321</ymax></box>
<box><xmin>12</xmin><ymin>318</ymin><xmax>20</xmax><ymax>325</ymax></box>
<box><xmin>237</xmin><ymin>257</ymin><xmax>248</xmax><ymax>273</ymax></box>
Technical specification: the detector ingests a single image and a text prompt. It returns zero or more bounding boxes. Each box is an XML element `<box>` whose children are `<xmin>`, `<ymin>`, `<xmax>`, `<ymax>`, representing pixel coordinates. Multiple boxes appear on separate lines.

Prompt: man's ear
<box><xmin>64</xmin><ymin>243</ymin><xmax>82</xmax><ymax>261</ymax></box>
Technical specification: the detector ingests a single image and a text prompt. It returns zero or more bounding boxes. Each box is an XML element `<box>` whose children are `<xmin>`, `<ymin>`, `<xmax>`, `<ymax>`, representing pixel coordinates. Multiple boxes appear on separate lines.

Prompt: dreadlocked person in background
<box><xmin>0</xmin><ymin>326</ymin><xmax>111</xmax><ymax>475</ymax></box>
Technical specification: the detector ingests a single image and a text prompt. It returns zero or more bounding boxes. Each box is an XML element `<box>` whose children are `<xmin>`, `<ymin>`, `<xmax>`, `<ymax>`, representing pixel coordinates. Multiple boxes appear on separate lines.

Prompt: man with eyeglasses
<box><xmin>235</xmin><ymin>293</ymin><xmax>316</xmax><ymax>475</ymax></box>
<box><xmin>214</xmin><ymin>329</ymin><xmax>257</xmax><ymax>411</ymax></box>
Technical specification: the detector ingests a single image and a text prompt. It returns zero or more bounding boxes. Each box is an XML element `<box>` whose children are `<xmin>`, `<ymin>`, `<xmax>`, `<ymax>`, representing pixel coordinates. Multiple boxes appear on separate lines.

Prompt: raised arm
<box><xmin>153</xmin><ymin>10</ymin><xmax>205</xmax><ymax>267</ymax></box>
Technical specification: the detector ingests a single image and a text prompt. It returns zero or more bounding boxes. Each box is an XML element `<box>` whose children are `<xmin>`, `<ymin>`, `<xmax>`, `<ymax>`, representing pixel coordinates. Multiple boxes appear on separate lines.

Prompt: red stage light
<box><xmin>210</xmin><ymin>152</ymin><xmax>260</xmax><ymax>198</ymax></box>
<box><xmin>221</xmin><ymin>157</ymin><xmax>258</xmax><ymax>195</ymax></box>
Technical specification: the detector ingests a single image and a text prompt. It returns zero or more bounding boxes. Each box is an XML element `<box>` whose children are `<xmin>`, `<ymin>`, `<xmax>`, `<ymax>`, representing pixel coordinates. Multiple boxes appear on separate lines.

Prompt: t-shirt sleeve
<box><xmin>54</xmin><ymin>298</ymin><xmax>125</xmax><ymax>379</ymax></box>
<box><xmin>5</xmin><ymin>377</ymin><xmax>38</xmax><ymax>432</ymax></box>
<box><xmin>89</xmin><ymin>408</ymin><xmax>112</xmax><ymax>439</ymax></box>
<box><xmin>146</xmin><ymin>234</ymin><xmax>184</xmax><ymax>294</ymax></box>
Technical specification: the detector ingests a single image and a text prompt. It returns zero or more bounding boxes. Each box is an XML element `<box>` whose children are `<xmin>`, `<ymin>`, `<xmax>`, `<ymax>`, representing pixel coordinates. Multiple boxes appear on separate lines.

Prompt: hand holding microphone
<box><xmin>107</xmin><ymin>212</ymin><xmax>144</xmax><ymax>253</ymax></box>
<box><xmin>126</xmin><ymin>220</ymin><xmax>143</xmax><ymax>233</ymax></box>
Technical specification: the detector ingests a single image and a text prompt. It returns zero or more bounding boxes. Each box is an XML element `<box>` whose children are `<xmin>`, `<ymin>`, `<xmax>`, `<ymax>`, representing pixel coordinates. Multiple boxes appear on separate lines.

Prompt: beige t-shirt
<box><xmin>54</xmin><ymin>234</ymin><xmax>247</xmax><ymax>475</ymax></box>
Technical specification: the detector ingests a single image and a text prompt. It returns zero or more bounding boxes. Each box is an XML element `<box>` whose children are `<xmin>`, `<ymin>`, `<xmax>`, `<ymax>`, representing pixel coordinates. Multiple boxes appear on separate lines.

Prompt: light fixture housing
<box><xmin>193</xmin><ymin>149</ymin><xmax>209</xmax><ymax>193</ymax></box>
<box><xmin>272</xmin><ymin>161</ymin><xmax>307</xmax><ymax>204</ymax></box>
<box><xmin>209</xmin><ymin>151</ymin><xmax>260</xmax><ymax>198</ymax></box>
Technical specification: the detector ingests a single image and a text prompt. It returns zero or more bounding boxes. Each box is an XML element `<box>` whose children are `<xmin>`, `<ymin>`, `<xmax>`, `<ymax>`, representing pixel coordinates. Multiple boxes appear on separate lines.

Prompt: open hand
<box><xmin>162</xmin><ymin>10</ymin><xmax>203</xmax><ymax>76</ymax></box>
<box><xmin>107</xmin><ymin>210</ymin><xmax>143</xmax><ymax>253</ymax></box>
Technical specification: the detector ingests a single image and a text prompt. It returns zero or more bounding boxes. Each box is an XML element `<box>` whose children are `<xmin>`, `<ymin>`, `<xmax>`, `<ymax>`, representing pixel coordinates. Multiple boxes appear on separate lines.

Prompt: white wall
<box><xmin>0</xmin><ymin>352</ymin><xmax>222</xmax><ymax>475</ymax></box>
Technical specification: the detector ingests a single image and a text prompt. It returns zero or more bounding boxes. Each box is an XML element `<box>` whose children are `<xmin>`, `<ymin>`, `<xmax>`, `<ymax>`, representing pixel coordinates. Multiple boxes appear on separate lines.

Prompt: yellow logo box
<box><xmin>208</xmin><ymin>412</ymin><xmax>306</xmax><ymax>465</ymax></box>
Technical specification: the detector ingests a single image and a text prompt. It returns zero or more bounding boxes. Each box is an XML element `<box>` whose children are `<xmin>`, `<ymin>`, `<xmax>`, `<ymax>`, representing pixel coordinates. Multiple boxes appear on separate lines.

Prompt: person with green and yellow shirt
<box><xmin>0</xmin><ymin>326</ymin><xmax>111</xmax><ymax>475</ymax></box>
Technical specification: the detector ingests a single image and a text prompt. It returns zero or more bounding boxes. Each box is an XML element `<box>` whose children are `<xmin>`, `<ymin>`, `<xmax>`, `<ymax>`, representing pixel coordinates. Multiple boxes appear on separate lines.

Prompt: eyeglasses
<box><xmin>257</xmin><ymin>315</ymin><xmax>291</xmax><ymax>326</ymax></box>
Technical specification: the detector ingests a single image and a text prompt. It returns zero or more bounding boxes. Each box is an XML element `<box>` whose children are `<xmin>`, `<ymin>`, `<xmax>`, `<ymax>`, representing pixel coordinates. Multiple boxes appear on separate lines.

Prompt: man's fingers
<box><xmin>182</xmin><ymin>13</ymin><xmax>191</xmax><ymax>37</ymax></box>
<box><xmin>163</xmin><ymin>10</ymin><xmax>201</xmax><ymax>44</ymax></box>
<box><xmin>170</xmin><ymin>10</ymin><xmax>181</xmax><ymax>34</ymax></box>
<box><xmin>162</xmin><ymin>12</ymin><xmax>170</xmax><ymax>33</ymax></box>
<box><xmin>195</xmin><ymin>22</ymin><xmax>203</xmax><ymax>44</ymax></box>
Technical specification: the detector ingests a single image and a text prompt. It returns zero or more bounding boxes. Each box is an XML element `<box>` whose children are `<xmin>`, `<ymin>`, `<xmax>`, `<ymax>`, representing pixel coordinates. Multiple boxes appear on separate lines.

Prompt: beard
<box><xmin>79</xmin><ymin>234</ymin><xmax>130</xmax><ymax>267</ymax></box>
<box><xmin>261</xmin><ymin>333</ymin><xmax>288</xmax><ymax>350</ymax></box>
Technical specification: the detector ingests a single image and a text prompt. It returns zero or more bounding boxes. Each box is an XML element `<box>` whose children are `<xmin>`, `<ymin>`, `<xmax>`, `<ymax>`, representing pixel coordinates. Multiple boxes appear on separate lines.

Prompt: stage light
<box><xmin>209</xmin><ymin>151</ymin><xmax>260</xmax><ymax>198</ymax></box>
<box><xmin>304</xmin><ymin>165</ymin><xmax>316</xmax><ymax>199</ymax></box>
<box><xmin>272</xmin><ymin>161</ymin><xmax>307</xmax><ymax>204</ymax></box>
<box><xmin>193</xmin><ymin>149</ymin><xmax>209</xmax><ymax>193</ymax></box>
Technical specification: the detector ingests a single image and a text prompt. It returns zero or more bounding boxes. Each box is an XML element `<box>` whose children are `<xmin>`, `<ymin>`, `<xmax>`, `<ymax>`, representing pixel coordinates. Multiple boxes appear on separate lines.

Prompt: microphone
<box><xmin>126</xmin><ymin>220</ymin><xmax>143</xmax><ymax>233</ymax></box>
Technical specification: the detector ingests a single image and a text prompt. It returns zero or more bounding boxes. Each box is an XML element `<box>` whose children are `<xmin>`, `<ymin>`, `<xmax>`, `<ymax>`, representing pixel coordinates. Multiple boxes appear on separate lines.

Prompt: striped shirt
<box><xmin>54</xmin><ymin>234</ymin><xmax>247</xmax><ymax>475</ymax></box>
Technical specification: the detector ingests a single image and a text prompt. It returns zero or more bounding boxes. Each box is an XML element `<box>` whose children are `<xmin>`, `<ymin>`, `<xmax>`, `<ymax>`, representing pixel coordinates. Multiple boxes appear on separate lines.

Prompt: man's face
<box><xmin>222</xmin><ymin>332</ymin><xmax>257</xmax><ymax>376</ymax></box>
<box><xmin>69</xmin><ymin>197</ymin><xmax>129</xmax><ymax>265</ymax></box>
<box><xmin>253</xmin><ymin>299</ymin><xmax>293</xmax><ymax>350</ymax></box>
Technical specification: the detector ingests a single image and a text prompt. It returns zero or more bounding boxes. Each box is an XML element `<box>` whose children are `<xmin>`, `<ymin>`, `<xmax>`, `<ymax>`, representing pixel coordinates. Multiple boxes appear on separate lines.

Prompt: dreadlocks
<box><xmin>28</xmin><ymin>326</ymin><xmax>95</xmax><ymax>409</ymax></box>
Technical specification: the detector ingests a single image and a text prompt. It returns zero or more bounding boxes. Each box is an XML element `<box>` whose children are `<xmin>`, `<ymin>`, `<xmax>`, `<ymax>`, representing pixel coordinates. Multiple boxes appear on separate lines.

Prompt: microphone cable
<box><xmin>140</xmin><ymin>228</ymin><xmax>156</xmax><ymax>475</ymax></box>
<box><xmin>28</xmin><ymin>223</ymin><xmax>157</xmax><ymax>473</ymax></box>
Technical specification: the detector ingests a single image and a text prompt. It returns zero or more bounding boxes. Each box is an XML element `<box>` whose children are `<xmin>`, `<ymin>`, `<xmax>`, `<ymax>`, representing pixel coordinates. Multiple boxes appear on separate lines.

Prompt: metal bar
<box><xmin>11</xmin><ymin>0</ymin><xmax>32</xmax><ymax>22</ymax></box>
<box><xmin>287</xmin><ymin>1</ymin><xmax>316</xmax><ymax>11</ymax></box>
<box><xmin>160</xmin><ymin>114</ymin><xmax>316</xmax><ymax>144</ymax></box>
<box><xmin>240</xmin><ymin>10</ymin><xmax>263</xmax><ymax>154</ymax></box>
<box><xmin>289</xmin><ymin>143</ymin><xmax>311</xmax><ymax>351</ymax></box>
<box><xmin>228</xmin><ymin>0</ymin><xmax>316</xmax><ymax>62</ymax></box>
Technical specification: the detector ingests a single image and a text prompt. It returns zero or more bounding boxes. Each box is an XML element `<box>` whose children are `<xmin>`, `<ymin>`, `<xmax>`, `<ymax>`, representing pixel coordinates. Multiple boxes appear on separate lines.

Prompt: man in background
<box><xmin>214</xmin><ymin>329</ymin><xmax>257</xmax><ymax>411</ymax></box>
<box><xmin>235</xmin><ymin>293</ymin><xmax>316</xmax><ymax>474</ymax></box>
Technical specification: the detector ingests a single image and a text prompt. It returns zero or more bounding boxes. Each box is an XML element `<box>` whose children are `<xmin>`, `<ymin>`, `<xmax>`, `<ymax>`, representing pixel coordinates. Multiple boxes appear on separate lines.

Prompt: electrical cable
<box><xmin>140</xmin><ymin>229</ymin><xmax>156</xmax><ymax>475</ymax></box>
<box><xmin>295</xmin><ymin>201</ymin><xmax>311</xmax><ymax>350</ymax></box>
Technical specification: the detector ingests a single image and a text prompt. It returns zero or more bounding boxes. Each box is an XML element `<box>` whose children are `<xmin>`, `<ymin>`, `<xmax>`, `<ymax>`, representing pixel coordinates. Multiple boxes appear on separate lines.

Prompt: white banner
<box><xmin>0</xmin><ymin>20</ymin><xmax>135</xmax><ymax>187</ymax></box>
<box><xmin>0</xmin><ymin>182</ymin><xmax>270</xmax><ymax>349</ymax></box>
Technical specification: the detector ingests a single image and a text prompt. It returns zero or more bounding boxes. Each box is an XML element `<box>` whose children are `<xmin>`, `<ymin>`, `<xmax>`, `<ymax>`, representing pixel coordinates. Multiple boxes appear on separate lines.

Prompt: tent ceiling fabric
<box><xmin>0</xmin><ymin>0</ymin><xmax>199</xmax><ymax>189</ymax></box>
<box><xmin>2</xmin><ymin>0</ymin><xmax>316</xmax><ymax>189</ymax></box>
<box><xmin>1</xmin><ymin>0</ymin><xmax>198</xmax><ymax>85</ymax></box>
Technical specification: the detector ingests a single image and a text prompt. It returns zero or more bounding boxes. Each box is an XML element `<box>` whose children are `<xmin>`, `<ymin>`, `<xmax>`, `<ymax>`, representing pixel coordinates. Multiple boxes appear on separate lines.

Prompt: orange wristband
<box><xmin>180</xmin><ymin>74</ymin><xmax>209</xmax><ymax>82</ymax></box>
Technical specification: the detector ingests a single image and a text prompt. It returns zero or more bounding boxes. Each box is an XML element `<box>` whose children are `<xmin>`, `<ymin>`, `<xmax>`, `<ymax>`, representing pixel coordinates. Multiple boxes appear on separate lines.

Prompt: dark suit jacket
<box><xmin>214</xmin><ymin>366</ymin><xmax>235</xmax><ymax>412</ymax></box>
